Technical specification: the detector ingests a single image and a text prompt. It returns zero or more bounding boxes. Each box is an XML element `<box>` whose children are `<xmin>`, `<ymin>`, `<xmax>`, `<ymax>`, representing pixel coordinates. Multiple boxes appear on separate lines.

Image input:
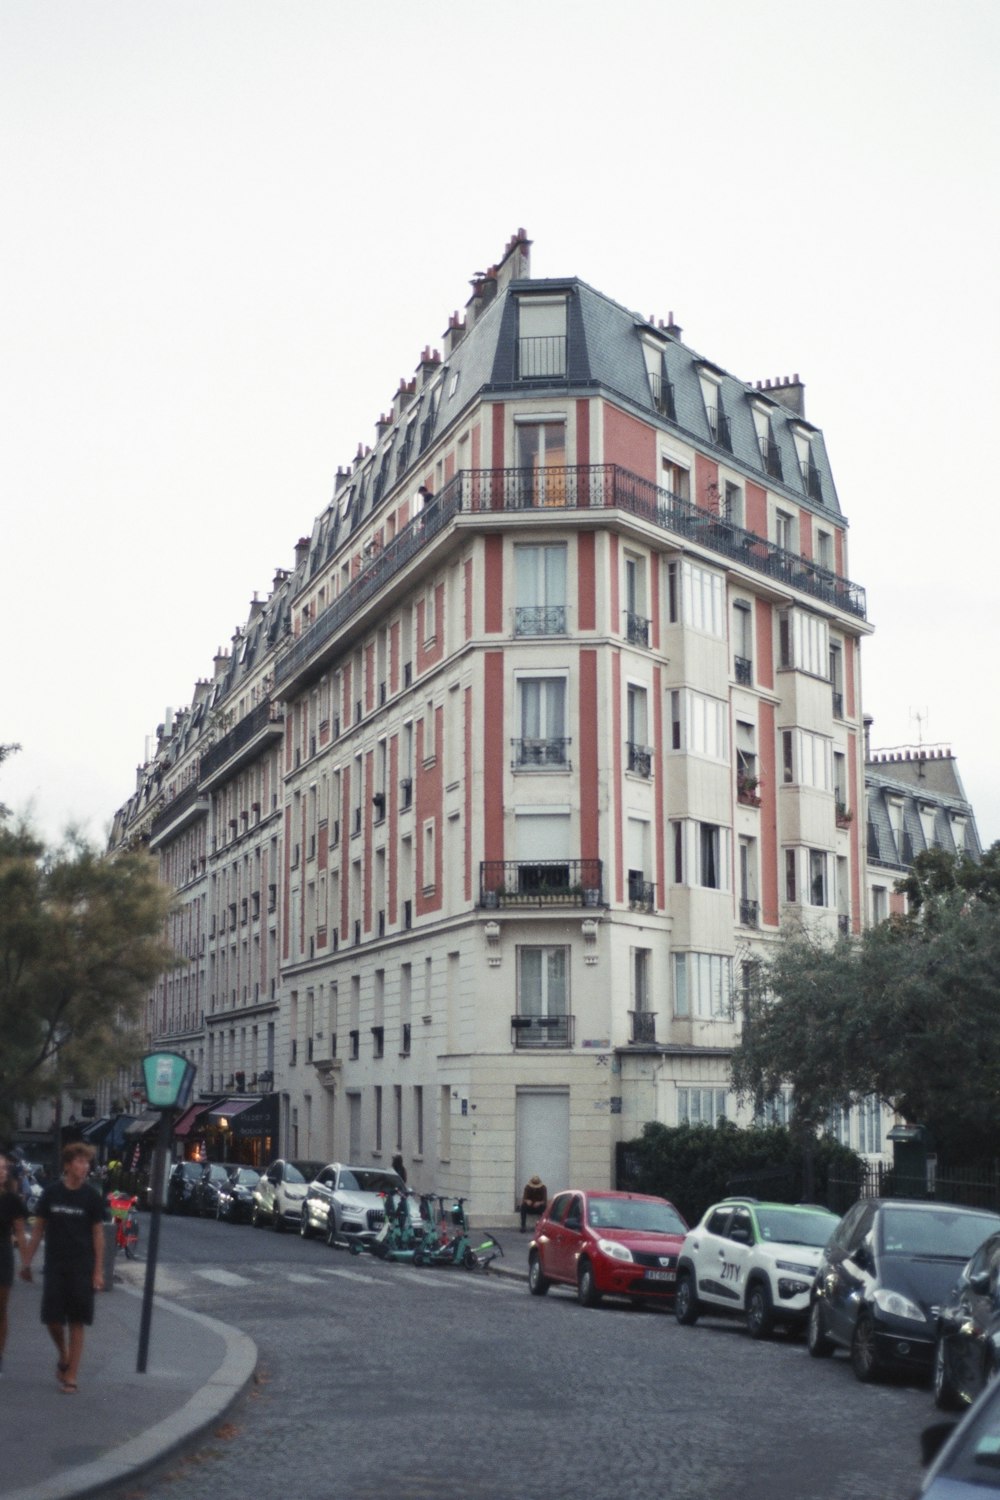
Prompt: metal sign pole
<box><xmin>136</xmin><ymin>1109</ymin><xmax>171</xmax><ymax>1373</ymax></box>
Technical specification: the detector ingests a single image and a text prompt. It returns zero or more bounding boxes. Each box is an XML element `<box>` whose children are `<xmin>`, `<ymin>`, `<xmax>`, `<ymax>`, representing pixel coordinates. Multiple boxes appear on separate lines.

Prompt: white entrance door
<box><xmin>516</xmin><ymin>1088</ymin><xmax>570</xmax><ymax>1207</ymax></box>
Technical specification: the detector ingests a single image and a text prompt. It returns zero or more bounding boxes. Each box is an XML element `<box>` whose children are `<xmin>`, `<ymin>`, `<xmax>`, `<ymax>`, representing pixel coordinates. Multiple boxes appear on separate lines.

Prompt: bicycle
<box><xmin>462</xmin><ymin>1232</ymin><xmax>503</xmax><ymax>1272</ymax></box>
<box><xmin>108</xmin><ymin>1191</ymin><xmax>140</xmax><ymax>1260</ymax></box>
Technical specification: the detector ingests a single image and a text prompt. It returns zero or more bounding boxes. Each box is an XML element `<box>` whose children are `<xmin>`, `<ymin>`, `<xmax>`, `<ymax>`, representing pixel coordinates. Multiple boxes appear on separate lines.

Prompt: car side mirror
<box><xmin>853</xmin><ymin>1243</ymin><xmax>872</xmax><ymax>1272</ymax></box>
<box><xmin>969</xmin><ymin>1269</ymin><xmax>990</xmax><ymax>1296</ymax></box>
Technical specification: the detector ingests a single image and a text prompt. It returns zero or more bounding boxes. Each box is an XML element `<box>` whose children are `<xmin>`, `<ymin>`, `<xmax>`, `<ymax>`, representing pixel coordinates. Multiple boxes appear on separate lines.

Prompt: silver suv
<box><xmin>675</xmin><ymin>1197</ymin><xmax>839</xmax><ymax>1338</ymax></box>
<box><xmin>251</xmin><ymin>1159</ymin><xmax>324</xmax><ymax>1231</ymax></box>
<box><xmin>300</xmin><ymin>1163</ymin><xmax>408</xmax><ymax>1247</ymax></box>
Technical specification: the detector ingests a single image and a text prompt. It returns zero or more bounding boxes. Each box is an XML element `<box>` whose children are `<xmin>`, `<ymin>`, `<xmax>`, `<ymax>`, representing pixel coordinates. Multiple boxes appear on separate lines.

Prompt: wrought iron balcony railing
<box><xmin>275</xmin><ymin>462</ymin><xmax>867</xmax><ymax>690</ymax></box>
<box><xmin>832</xmin><ymin>689</ymin><xmax>844</xmax><ymax>719</ymax></box>
<box><xmin>739</xmin><ymin>898</ymin><xmax>760</xmax><ymax>927</ymax></box>
<box><xmin>706</xmin><ymin>406</ymin><xmax>732</xmax><ymax>451</ymax></box>
<box><xmin>734</xmin><ymin>655</ymin><xmax>753</xmax><ymax>685</ymax></box>
<box><xmin>514</xmin><ymin>604</ymin><xmax>567</xmax><ymax>636</ymax></box>
<box><xmin>625</xmin><ymin>611</ymin><xmax>650</xmax><ymax>646</ymax></box>
<box><xmin>511</xmin><ymin>1013</ymin><xmax>574</xmax><ymax>1048</ymax></box>
<box><xmin>517</xmin><ymin>335</ymin><xmax>567</xmax><ymax>379</ymax></box>
<box><xmin>199</xmin><ymin>699</ymin><xmax>284</xmax><ymax>783</ymax></box>
<box><xmin>648</xmin><ymin>372</ymin><xmax>676</xmax><ymax>419</ymax></box>
<box><xmin>628</xmin><ymin>875</ymin><xmax>655</xmax><ymax>911</ymax></box>
<box><xmin>481</xmin><ymin>859</ymin><xmax>602</xmax><ymax>909</ymax></box>
<box><xmin>626</xmin><ymin>742</ymin><xmax>652</xmax><ymax>778</ymax></box>
<box><xmin>512</xmin><ymin>737</ymin><xmax>571</xmax><ymax>769</ymax></box>
<box><xmin>629</xmin><ymin>1010</ymin><xmax>657</xmax><ymax>1044</ymax></box>
<box><xmin>760</xmin><ymin>437</ymin><xmax>783</xmax><ymax>480</ymax></box>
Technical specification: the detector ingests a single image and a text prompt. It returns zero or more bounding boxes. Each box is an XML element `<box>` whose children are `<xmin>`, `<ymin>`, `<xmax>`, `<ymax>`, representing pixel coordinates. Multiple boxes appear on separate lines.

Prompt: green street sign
<box><xmin>142</xmin><ymin>1051</ymin><xmax>197</xmax><ymax>1110</ymax></box>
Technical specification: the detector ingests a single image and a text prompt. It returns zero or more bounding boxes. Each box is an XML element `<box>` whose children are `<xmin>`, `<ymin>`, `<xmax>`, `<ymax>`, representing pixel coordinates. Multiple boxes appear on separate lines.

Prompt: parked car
<box><xmin>808</xmin><ymin>1198</ymin><xmax>1000</xmax><ymax>1383</ymax></box>
<box><xmin>933</xmin><ymin>1229</ymin><xmax>1000</xmax><ymax>1410</ymax></box>
<box><xmin>674</xmin><ymin>1197</ymin><xmax>840</xmax><ymax>1338</ymax></box>
<box><xmin>527</xmin><ymin>1189</ymin><xmax>688</xmax><ymax>1308</ymax></box>
<box><xmin>165</xmin><ymin>1159</ymin><xmax>204</xmax><ymax>1214</ymax></box>
<box><xmin>251</xmin><ymin>1158</ymin><xmax>324</xmax><ymax>1230</ymax></box>
<box><xmin>214</xmin><ymin>1165</ymin><xmax>260</xmax><ymax>1224</ymax></box>
<box><xmin>191</xmin><ymin>1162</ymin><xmax>232</xmax><ymax>1218</ymax></box>
<box><xmin>301</xmin><ymin>1163</ymin><xmax>408</xmax><ymax>1246</ymax></box>
<box><xmin>918</xmin><ymin>1375</ymin><xmax>1000</xmax><ymax>1497</ymax></box>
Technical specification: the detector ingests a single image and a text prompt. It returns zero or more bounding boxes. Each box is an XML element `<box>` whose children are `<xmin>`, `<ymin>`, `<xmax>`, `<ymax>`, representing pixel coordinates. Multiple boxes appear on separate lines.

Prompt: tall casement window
<box><xmin>673</xmin><ymin>952</ymin><xmax>733</xmax><ymax>1019</ymax></box>
<box><xmin>624</xmin><ymin>553</ymin><xmax>649</xmax><ymax>645</ymax></box>
<box><xmin>698</xmin><ymin>369</ymin><xmax>731</xmax><ymax>450</ymax></box>
<box><xmin>669</xmin><ymin>689</ymin><xmax>728</xmax><ymax>760</ymax></box>
<box><xmin>516</xmin><ymin>946</ymin><xmax>570</xmax><ymax>1047</ymax></box>
<box><xmin>667</xmin><ymin>560</ymin><xmax>724</xmax><ymax>635</ymax></box>
<box><xmin>784</xmin><ymin>847</ymin><xmax>832</xmax><ymax>907</ymax></box>
<box><xmin>752</xmin><ymin>402</ymin><xmax>783</xmax><ymax>480</ymax></box>
<box><xmin>661</xmin><ymin>455</ymin><xmax>690</xmax><ymax>501</ymax></box>
<box><xmin>732</xmin><ymin>600</ymin><xmax>753</xmax><ymax>683</ymax></box>
<box><xmin>671</xmin><ymin>819</ymin><xmax>731</xmax><ymax>890</ymax></box>
<box><xmin>515</xmin><ymin>419</ymin><xmax>568</xmax><ymax>506</ymax></box>
<box><xmin>514</xmin><ymin>543</ymin><xmax>567</xmax><ymax>636</ymax></box>
<box><xmin>517</xmin><ymin>297</ymin><xmax>567</xmax><ymax>379</ymax></box>
<box><xmin>781</xmin><ymin>728</ymin><xmax>833</xmax><ymax>790</ymax></box>
<box><xmin>516</xmin><ymin>676</ymin><xmax>568</xmax><ymax>768</ymax></box>
<box><xmin>778</xmin><ymin>608</ymin><xmax>829</xmax><ymax>677</ymax></box>
<box><xmin>626</xmin><ymin>684</ymin><xmax>651</xmax><ymax>776</ymax></box>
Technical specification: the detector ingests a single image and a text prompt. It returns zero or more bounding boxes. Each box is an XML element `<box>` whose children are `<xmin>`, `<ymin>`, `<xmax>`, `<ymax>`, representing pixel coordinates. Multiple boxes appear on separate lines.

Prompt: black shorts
<box><xmin>40</xmin><ymin>1265</ymin><xmax>95</xmax><ymax>1326</ymax></box>
<box><xmin>0</xmin><ymin>1241</ymin><xmax>13</xmax><ymax>1289</ymax></box>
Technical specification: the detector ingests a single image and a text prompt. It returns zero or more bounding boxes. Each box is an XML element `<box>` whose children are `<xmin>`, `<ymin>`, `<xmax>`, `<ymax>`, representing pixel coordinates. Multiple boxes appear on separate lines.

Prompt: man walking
<box><xmin>21</xmin><ymin>1142</ymin><xmax>105</xmax><ymax>1393</ymax></box>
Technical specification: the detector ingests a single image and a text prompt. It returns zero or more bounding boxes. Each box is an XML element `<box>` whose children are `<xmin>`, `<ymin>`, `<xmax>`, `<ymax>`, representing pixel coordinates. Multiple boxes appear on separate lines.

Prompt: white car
<box><xmin>300</xmin><ymin>1162</ymin><xmax>410</xmax><ymax>1247</ymax></box>
<box><xmin>675</xmin><ymin>1197</ymin><xmax>839</xmax><ymax>1338</ymax></box>
<box><xmin>251</xmin><ymin>1158</ymin><xmax>324</xmax><ymax>1231</ymax></box>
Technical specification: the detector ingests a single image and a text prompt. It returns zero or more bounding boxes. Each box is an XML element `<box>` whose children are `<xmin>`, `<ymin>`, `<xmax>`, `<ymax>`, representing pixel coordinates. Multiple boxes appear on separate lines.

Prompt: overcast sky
<box><xmin>2</xmin><ymin>0</ymin><xmax>998</xmax><ymax>850</ymax></box>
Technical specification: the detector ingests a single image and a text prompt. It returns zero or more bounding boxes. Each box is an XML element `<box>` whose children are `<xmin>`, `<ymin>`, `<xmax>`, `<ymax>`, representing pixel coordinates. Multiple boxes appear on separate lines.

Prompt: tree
<box><xmin>732</xmin><ymin>852</ymin><xmax>1000</xmax><ymax>1163</ymax></box>
<box><xmin>897</xmin><ymin>841</ymin><xmax>1000</xmax><ymax>913</ymax></box>
<box><xmin>0</xmin><ymin>822</ymin><xmax>176</xmax><ymax>1135</ymax></box>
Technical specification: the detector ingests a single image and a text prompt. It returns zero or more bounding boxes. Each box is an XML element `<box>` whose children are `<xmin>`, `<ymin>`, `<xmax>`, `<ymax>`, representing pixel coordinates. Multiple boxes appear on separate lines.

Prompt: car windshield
<box><xmin>755</xmin><ymin>1207</ymin><xmax>837</xmax><ymax>1247</ymax></box>
<box><xmin>287</xmin><ymin>1161</ymin><xmax>324</xmax><ymax>1185</ymax></box>
<box><xmin>208</xmin><ymin>1166</ymin><xmax>228</xmax><ymax>1181</ymax></box>
<box><xmin>879</xmin><ymin>1207</ymin><xmax>1000</xmax><ymax>1259</ymax></box>
<box><xmin>339</xmin><ymin>1169</ymin><xmax>403</xmax><ymax>1195</ymax></box>
<box><xmin>232</xmin><ymin>1168</ymin><xmax>259</xmax><ymax>1186</ymax></box>
<box><xmin>178</xmin><ymin>1163</ymin><xmax>201</xmax><ymax>1179</ymax></box>
<box><xmin>587</xmin><ymin>1198</ymin><xmax>686</xmax><ymax>1234</ymax></box>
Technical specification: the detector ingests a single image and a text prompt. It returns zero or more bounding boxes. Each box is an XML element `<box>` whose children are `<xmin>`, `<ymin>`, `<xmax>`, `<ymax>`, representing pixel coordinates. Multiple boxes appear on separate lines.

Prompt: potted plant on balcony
<box><xmin>835</xmin><ymin>801</ymin><xmax>853</xmax><ymax>828</ymax></box>
<box><xmin>737</xmin><ymin>772</ymin><xmax>761</xmax><ymax>807</ymax></box>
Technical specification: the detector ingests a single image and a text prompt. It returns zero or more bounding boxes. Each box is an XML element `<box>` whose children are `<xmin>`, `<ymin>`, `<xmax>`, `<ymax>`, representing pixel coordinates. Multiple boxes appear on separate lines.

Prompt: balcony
<box><xmin>274</xmin><ymin>463</ymin><xmax>867</xmax><ymax>693</ymax></box>
<box><xmin>149</xmin><ymin>781</ymin><xmax>210</xmax><ymax>849</ymax></box>
<box><xmin>627</xmin><ymin>874</ymin><xmax>655</xmax><ymax>912</ymax></box>
<box><xmin>759</xmin><ymin>437</ymin><xmax>783</xmax><ymax>480</ymax></box>
<box><xmin>832</xmin><ymin>689</ymin><xmax>844</xmax><ymax>719</ymax></box>
<box><xmin>706</xmin><ymin>406</ymin><xmax>732</xmax><ymax>452</ymax></box>
<box><xmin>511</xmin><ymin>1013</ymin><xmax>574</xmax><ymax>1049</ymax></box>
<box><xmin>737</xmin><ymin>775</ymin><xmax>762</xmax><ymax>808</ymax></box>
<box><xmin>835</xmin><ymin>801</ymin><xmax>853</xmax><ymax>830</ymax></box>
<box><xmin>625</xmin><ymin>611</ymin><xmax>650</xmax><ymax>647</ymax></box>
<box><xmin>801</xmin><ymin>460</ymin><xmax>824</xmax><ymax>502</ymax></box>
<box><xmin>739</xmin><ymin>898</ymin><xmax>760</xmax><ymax>928</ymax></box>
<box><xmin>513</xmin><ymin>737</ymin><xmax>571</xmax><ymax>770</ymax></box>
<box><xmin>629</xmin><ymin>1010</ymin><xmax>657</xmax><ymax>1044</ymax></box>
<box><xmin>480</xmin><ymin>859</ymin><xmax>603</xmax><ymax>909</ymax></box>
<box><xmin>734</xmin><ymin>655</ymin><xmax>753</xmax><ymax>686</ymax></box>
<box><xmin>626</xmin><ymin>742</ymin><xmax>652</xmax><ymax>778</ymax></box>
<box><xmin>517</xmin><ymin>335</ymin><xmax>566</xmax><ymax>379</ymax></box>
<box><xmin>648</xmin><ymin>372</ymin><xmax>676</xmax><ymax>420</ymax></box>
<box><xmin>514</xmin><ymin>604</ymin><xmax>567</xmax><ymax>636</ymax></box>
<box><xmin>199</xmin><ymin>699</ymin><xmax>285</xmax><ymax>792</ymax></box>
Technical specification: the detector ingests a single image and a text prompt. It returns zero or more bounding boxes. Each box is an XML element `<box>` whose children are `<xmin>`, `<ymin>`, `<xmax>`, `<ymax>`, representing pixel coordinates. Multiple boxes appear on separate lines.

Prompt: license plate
<box><xmin>644</xmin><ymin>1270</ymin><xmax>676</xmax><ymax>1282</ymax></box>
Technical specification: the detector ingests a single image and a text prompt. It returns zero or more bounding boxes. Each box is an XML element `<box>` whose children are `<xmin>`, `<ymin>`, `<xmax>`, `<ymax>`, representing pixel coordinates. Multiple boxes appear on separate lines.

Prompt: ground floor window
<box><xmin>677</xmin><ymin>1087</ymin><xmax>728</xmax><ymax>1126</ymax></box>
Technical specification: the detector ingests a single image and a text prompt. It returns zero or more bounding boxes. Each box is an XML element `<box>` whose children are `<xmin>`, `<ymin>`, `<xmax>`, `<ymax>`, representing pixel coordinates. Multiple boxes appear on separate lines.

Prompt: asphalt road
<box><xmin>113</xmin><ymin>1214</ymin><xmax>932</xmax><ymax>1500</ymax></box>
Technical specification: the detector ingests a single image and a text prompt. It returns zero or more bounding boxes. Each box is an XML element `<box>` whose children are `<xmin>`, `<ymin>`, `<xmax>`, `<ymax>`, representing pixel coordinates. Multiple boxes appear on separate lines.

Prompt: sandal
<box><xmin>59</xmin><ymin>1380</ymin><xmax>78</xmax><ymax>1394</ymax></box>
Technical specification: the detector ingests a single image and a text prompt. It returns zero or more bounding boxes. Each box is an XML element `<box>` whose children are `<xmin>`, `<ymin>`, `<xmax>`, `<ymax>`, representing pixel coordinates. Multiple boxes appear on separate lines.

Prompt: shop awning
<box><xmin>123</xmin><ymin>1112</ymin><xmax>160</xmax><ymax>1138</ymax></box>
<box><xmin>205</xmin><ymin>1098</ymin><xmax>259</xmax><ymax>1125</ymax></box>
<box><xmin>173</xmin><ymin>1100</ymin><xmax>219</xmax><ymax>1138</ymax></box>
<box><xmin>81</xmin><ymin>1117</ymin><xmax>113</xmax><ymax>1144</ymax></box>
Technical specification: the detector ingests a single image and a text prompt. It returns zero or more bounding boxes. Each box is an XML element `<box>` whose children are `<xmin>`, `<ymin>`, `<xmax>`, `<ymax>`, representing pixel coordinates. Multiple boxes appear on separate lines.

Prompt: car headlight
<box><xmin>872</xmin><ymin>1288</ymin><xmax>927</xmax><ymax>1324</ymax></box>
<box><xmin>596</xmin><ymin>1238</ymin><xmax>634</xmax><ymax>1263</ymax></box>
<box><xmin>776</xmin><ymin>1259</ymin><xmax>816</xmax><ymax>1277</ymax></box>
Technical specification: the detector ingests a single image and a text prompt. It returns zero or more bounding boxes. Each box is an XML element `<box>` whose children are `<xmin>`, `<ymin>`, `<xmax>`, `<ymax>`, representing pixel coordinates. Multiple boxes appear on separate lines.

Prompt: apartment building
<box><xmin>108</xmin><ymin>230</ymin><xmax>875</xmax><ymax>1219</ymax></box>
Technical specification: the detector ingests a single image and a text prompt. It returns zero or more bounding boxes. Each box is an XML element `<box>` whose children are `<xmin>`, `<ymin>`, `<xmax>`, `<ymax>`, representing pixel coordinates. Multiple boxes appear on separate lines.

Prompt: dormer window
<box><xmin>517</xmin><ymin>296</ymin><xmax>567</xmax><ymax>379</ymax></box>
<box><xmin>698</xmin><ymin>367</ymin><xmax>731</xmax><ymax>451</ymax></box>
<box><xmin>792</xmin><ymin>424</ymin><xmax>823</xmax><ymax>502</ymax></box>
<box><xmin>752</xmin><ymin>402</ymin><xmax>783</xmax><ymax>480</ymax></box>
<box><xmin>643</xmin><ymin>339</ymin><xmax>674</xmax><ymax>418</ymax></box>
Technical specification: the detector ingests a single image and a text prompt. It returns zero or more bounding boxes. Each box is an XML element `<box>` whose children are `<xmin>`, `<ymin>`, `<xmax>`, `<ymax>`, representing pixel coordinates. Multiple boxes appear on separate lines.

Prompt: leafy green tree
<box><xmin>897</xmin><ymin>841</ymin><xmax>1000</xmax><ymax>913</ymax></box>
<box><xmin>0</xmin><ymin>822</ymin><xmax>176</xmax><ymax>1135</ymax></box>
<box><xmin>732</xmin><ymin>860</ymin><xmax>1000</xmax><ymax>1163</ymax></box>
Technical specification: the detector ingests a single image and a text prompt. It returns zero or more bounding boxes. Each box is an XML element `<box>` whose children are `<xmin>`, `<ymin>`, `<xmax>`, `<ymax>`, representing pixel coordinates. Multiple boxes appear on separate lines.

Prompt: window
<box><xmin>732</xmin><ymin>601</ymin><xmax>753</xmax><ymax>682</ymax></box>
<box><xmin>626</xmin><ymin>684</ymin><xmax>650</xmax><ymax>775</ymax></box>
<box><xmin>669</xmin><ymin>689</ymin><xmax>728</xmax><ymax>760</ymax></box>
<box><xmin>517</xmin><ymin>297</ymin><xmax>567</xmax><ymax>378</ymax></box>
<box><xmin>661</xmin><ymin>456</ymin><xmax>690</xmax><ymax>501</ymax></box>
<box><xmin>781</xmin><ymin>728</ymin><xmax>833</xmax><ymax>790</ymax></box>
<box><xmin>816</xmin><ymin>529</ymin><xmax>834</xmax><ymax>571</ymax></box>
<box><xmin>674</xmin><ymin>952</ymin><xmax>733</xmax><ymax>1018</ymax></box>
<box><xmin>624</xmin><ymin>553</ymin><xmax>649</xmax><ymax>645</ymax></box>
<box><xmin>809</xmin><ymin>848</ymin><xmax>828</xmax><ymax>906</ymax></box>
<box><xmin>517</xmin><ymin>676</ymin><xmax>568</xmax><ymax>767</ymax></box>
<box><xmin>738</xmin><ymin>837</ymin><xmax>758</xmax><ymax>926</ymax></box>
<box><xmin>514</xmin><ymin>543</ymin><xmax>567</xmax><ymax>635</ymax></box>
<box><xmin>516</xmin><ymin>946</ymin><xmax>570</xmax><ymax>1047</ymax></box>
<box><xmin>774</xmin><ymin>509</ymin><xmax>795</xmax><ymax>552</ymax></box>
<box><xmin>723</xmin><ymin>481</ymin><xmax>744</xmax><ymax>528</ymax></box>
<box><xmin>516</xmin><ymin>419</ymin><xmax>568</xmax><ymax>505</ymax></box>
<box><xmin>698</xmin><ymin>371</ymin><xmax>731</xmax><ymax>450</ymax></box>
<box><xmin>677</xmin><ymin>1087</ymin><xmax>729</xmax><ymax>1126</ymax></box>
<box><xmin>667</xmin><ymin>560</ymin><xmax>724</xmax><ymax>635</ymax></box>
<box><xmin>830</xmin><ymin>642</ymin><xmax>844</xmax><ymax>716</ymax></box>
<box><xmin>871</xmin><ymin>885</ymin><xmax>888</xmax><ymax>924</ymax></box>
<box><xmin>671</xmin><ymin>820</ymin><xmax>730</xmax><ymax>890</ymax></box>
<box><xmin>779</xmin><ymin>608</ymin><xmax>828</xmax><ymax>677</ymax></box>
<box><xmin>858</xmin><ymin>1097</ymin><xmax>882</xmax><ymax>1154</ymax></box>
<box><xmin>736</xmin><ymin>720</ymin><xmax>757</xmax><ymax>785</ymax></box>
<box><xmin>785</xmin><ymin>848</ymin><xmax>797</xmax><ymax>903</ymax></box>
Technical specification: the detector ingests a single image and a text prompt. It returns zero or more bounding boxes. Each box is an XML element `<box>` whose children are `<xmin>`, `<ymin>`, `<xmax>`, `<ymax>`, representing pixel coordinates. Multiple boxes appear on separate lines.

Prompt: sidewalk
<box><xmin>3</xmin><ymin>1259</ymin><xmax>257</xmax><ymax>1500</ymax></box>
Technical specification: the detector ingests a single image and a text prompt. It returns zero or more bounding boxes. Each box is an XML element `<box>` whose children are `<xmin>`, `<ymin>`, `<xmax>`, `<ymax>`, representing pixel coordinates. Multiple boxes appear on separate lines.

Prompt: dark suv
<box><xmin>165</xmin><ymin>1160</ymin><xmax>203</xmax><ymax>1214</ymax></box>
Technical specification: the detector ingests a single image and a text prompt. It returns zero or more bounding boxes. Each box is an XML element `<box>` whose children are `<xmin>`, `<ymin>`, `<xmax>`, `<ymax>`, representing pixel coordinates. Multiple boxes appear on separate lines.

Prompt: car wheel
<box><xmin>675</xmin><ymin>1271</ymin><xmax>700</xmax><ymax>1326</ymax></box>
<box><xmin>299</xmin><ymin>1210</ymin><xmax>312</xmax><ymax>1239</ymax></box>
<box><xmin>933</xmin><ymin>1336</ymin><xmax>964</xmax><ymax>1411</ymax></box>
<box><xmin>746</xmin><ymin>1280</ymin><xmax>775</xmax><ymax>1340</ymax></box>
<box><xmin>527</xmin><ymin>1252</ymin><xmax>550</xmax><ymax>1296</ymax></box>
<box><xmin>326</xmin><ymin>1219</ymin><xmax>338</xmax><ymax>1249</ymax></box>
<box><xmin>251</xmin><ymin>1203</ymin><xmax>264</xmax><ymax>1228</ymax></box>
<box><xmin>273</xmin><ymin>1207</ymin><xmax>284</xmax><ymax>1232</ymax></box>
<box><xmin>850</xmin><ymin>1311</ymin><xmax>881</xmax><ymax>1383</ymax></box>
<box><xmin>577</xmin><ymin>1260</ymin><xmax>602</xmax><ymax>1308</ymax></box>
<box><xmin>414</xmin><ymin>1247</ymin><xmax>425</xmax><ymax>1267</ymax></box>
<box><xmin>807</xmin><ymin>1299</ymin><xmax>834</xmax><ymax>1358</ymax></box>
<box><xmin>214</xmin><ymin>1198</ymin><xmax>223</xmax><ymax>1221</ymax></box>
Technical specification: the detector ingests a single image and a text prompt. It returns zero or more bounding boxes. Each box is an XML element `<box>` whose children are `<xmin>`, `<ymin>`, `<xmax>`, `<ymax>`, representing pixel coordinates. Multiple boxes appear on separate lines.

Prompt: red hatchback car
<box><xmin>528</xmin><ymin>1189</ymin><xmax>688</xmax><ymax>1308</ymax></box>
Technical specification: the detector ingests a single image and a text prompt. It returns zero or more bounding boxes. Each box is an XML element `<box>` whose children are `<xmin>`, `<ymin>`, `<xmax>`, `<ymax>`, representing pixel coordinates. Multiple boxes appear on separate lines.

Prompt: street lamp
<box><xmin>136</xmin><ymin>1051</ymin><xmax>197</xmax><ymax>1374</ymax></box>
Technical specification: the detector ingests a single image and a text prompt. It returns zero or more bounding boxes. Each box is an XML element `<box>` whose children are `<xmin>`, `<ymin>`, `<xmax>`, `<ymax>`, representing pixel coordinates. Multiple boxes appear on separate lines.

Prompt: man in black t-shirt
<box><xmin>21</xmin><ymin>1142</ymin><xmax>105</xmax><ymax>1393</ymax></box>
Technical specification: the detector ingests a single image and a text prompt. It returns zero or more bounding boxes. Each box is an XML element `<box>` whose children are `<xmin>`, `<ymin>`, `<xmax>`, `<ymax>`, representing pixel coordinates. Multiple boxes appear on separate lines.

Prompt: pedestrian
<box><xmin>0</xmin><ymin>1153</ymin><xmax>30</xmax><ymax>1377</ymax></box>
<box><xmin>21</xmin><ymin>1142</ymin><xmax>105</xmax><ymax>1393</ymax></box>
<box><xmin>519</xmin><ymin>1174</ymin><xmax>548</xmax><ymax>1232</ymax></box>
<box><xmin>391</xmin><ymin>1153</ymin><xmax>407</xmax><ymax>1185</ymax></box>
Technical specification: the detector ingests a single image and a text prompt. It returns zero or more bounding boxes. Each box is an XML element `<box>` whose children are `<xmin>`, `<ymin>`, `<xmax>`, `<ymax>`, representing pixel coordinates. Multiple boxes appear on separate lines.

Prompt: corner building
<box><xmin>114</xmin><ymin>232</ymin><xmax>872</xmax><ymax>1221</ymax></box>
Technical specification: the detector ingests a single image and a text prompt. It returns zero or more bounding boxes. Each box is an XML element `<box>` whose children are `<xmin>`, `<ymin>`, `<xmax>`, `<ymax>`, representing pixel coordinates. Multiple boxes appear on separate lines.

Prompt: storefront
<box><xmin>203</xmin><ymin>1094</ymin><xmax>278</xmax><ymax>1168</ymax></box>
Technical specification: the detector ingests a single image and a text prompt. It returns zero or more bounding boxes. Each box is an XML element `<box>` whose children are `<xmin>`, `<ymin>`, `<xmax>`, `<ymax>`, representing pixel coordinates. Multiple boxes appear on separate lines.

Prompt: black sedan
<box><xmin>165</xmin><ymin>1159</ymin><xmax>204</xmax><ymax>1214</ymax></box>
<box><xmin>808</xmin><ymin>1198</ymin><xmax>1000</xmax><ymax>1383</ymax></box>
<box><xmin>214</xmin><ymin>1165</ymin><xmax>260</xmax><ymax>1223</ymax></box>
<box><xmin>934</xmin><ymin>1230</ymin><xmax>1000</xmax><ymax>1410</ymax></box>
<box><xmin>191</xmin><ymin>1162</ymin><xmax>232</xmax><ymax>1218</ymax></box>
